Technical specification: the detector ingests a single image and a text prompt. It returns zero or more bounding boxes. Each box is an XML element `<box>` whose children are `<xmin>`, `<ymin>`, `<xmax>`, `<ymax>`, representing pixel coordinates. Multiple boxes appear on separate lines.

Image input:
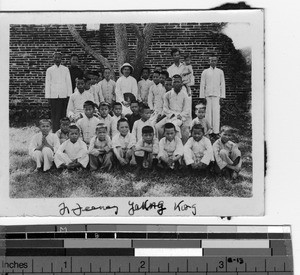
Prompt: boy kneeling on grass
<box><xmin>157</xmin><ymin>122</ymin><xmax>183</xmax><ymax>170</ymax></box>
<box><xmin>213</xmin><ymin>125</ymin><xmax>242</xmax><ymax>179</ymax></box>
<box><xmin>29</xmin><ymin>119</ymin><xmax>60</xmax><ymax>172</ymax></box>
<box><xmin>54</xmin><ymin>125</ymin><xmax>89</xmax><ymax>171</ymax></box>
<box><xmin>135</xmin><ymin>125</ymin><xmax>159</xmax><ymax>173</ymax></box>
<box><xmin>112</xmin><ymin>118</ymin><xmax>136</xmax><ymax>167</ymax></box>
<box><xmin>88</xmin><ymin>123</ymin><xmax>113</xmax><ymax>172</ymax></box>
<box><xmin>184</xmin><ymin>124</ymin><xmax>213</xmax><ymax>172</ymax></box>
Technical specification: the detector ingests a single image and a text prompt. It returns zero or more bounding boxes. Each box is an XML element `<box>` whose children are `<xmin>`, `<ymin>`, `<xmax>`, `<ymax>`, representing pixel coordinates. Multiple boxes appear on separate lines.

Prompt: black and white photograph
<box><xmin>0</xmin><ymin>10</ymin><xmax>264</xmax><ymax>216</ymax></box>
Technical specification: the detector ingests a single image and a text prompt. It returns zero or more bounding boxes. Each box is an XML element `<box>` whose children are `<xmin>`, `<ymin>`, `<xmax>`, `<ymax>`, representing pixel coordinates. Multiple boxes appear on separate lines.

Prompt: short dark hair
<box><xmin>69</xmin><ymin>124</ymin><xmax>80</xmax><ymax>132</ymax></box>
<box><xmin>91</xmin><ymin>71</ymin><xmax>100</xmax><ymax>77</ymax></box>
<box><xmin>113</xmin><ymin>102</ymin><xmax>122</xmax><ymax>108</ymax></box>
<box><xmin>140</xmin><ymin>104</ymin><xmax>151</xmax><ymax>113</ymax></box>
<box><xmin>130</xmin><ymin>100</ymin><xmax>139</xmax><ymax>105</ymax></box>
<box><xmin>39</xmin><ymin>119</ymin><xmax>51</xmax><ymax>127</ymax></box>
<box><xmin>172</xmin><ymin>74</ymin><xmax>182</xmax><ymax>80</ymax></box>
<box><xmin>96</xmin><ymin>123</ymin><xmax>108</xmax><ymax>132</ymax></box>
<box><xmin>152</xmin><ymin>70</ymin><xmax>160</xmax><ymax>76</ymax></box>
<box><xmin>117</xmin><ymin>118</ymin><xmax>129</xmax><ymax>129</ymax></box>
<box><xmin>171</xmin><ymin>48</ymin><xmax>180</xmax><ymax>56</ymax></box>
<box><xmin>70</xmin><ymin>53</ymin><xmax>79</xmax><ymax>59</ymax></box>
<box><xmin>83</xmin><ymin>100</ymin><xmax>95</xmax><ymax>109</ymax></box>
<box><xmin>60</xmin><ymin>117</ymin><xmax>70</xmax><ymax>124</ymax></box>
<box><xmin>165</xmin><ymin>77</ymin><xmax>172</xmax><ymax>83</ymax></box>
<box><xmin>196</xmin><ymin>98</ymin><xmax>207</xmax><ymax>106</ymax></box>
<box><xmin>142</xmin><ymin>125</ymin><xmax>154</xmax><ymax>134</ymax></box>
<box><xmin>141</xmin><ymin>67</ymin><xmax>150</xmax><ymax>74</ymax></box>
<box><xmin>160</xmin><ymin>71</ymin><xmax>169</xmax><ymax>78</ymax></box>
<box><xmin>184</xmin><ymin>53</ymin><xmax>191</xmax><ymax>59</ymax></box>
<box><xmin>76</xmin><ymin>76</ymin><xmax>89</xmax><ymax>83</ymax></box>
<box><xmin>99</xmin><ymin>101</ymin><xmax>110</xmax><ymax>108</ymax></box>
<box><xmin>191</xmin><ymin>124</ymin><xmax>205</xmax><ymax>134</ymax></box>
<box><xmin>164</xmin><ymin>122</ymin><xmax>176</xmax><ymax>131</ymax></box>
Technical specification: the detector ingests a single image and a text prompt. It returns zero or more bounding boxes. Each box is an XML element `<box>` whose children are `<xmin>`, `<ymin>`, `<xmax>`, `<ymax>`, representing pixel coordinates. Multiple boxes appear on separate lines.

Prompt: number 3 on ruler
<box><xmin>219</xmin><ymin>261</ymin><xmax>224</xmax><ymax>269</ymax></box>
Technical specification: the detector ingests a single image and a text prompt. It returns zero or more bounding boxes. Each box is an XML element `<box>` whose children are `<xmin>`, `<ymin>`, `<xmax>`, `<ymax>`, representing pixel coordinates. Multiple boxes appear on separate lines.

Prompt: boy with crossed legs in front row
<box><xmin>157</xmin><ymin>122</ymin><xmax>184</xmax><ymax>169</ymax></box>
<box><xmin>54</xmin><ymin>125</ymin><xmax>89</xmax><ymax>170</ymax></box>
<box><xmin>213</xmin><ymin>125</ymin><xmax>242</xmax><ymax>179</ymax></box>
<box><xmin>184</xmin><ymin>124</ymin><xmax>213</xmax><ymax>172</ymax></box>
<box><xmin>112</xmin><ymin>118</ymin><xmax>136</xmax><ymax>167</ymax></box>
<box><xmin>88</xmin><ymin>123</ymin><xmax>113</xmax><ymax>172</ymax></box>
<box><xmin>135</xmin><ymin>125</ymin><xmax>159</xmax><ymax>173</ymax></box>
<box><xmin>29</xmin><ymin>119</ymin><xmax>60</xmax><ymax>172</ymax></box>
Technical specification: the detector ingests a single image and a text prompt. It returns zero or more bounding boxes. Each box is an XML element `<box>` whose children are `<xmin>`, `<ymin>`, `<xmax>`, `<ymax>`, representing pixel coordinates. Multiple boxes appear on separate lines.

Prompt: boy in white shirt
<box><xmin>95</xmin><ymin>68</ymin><xmax>116</xmax><ymax>106</ymax></box>
<box><xmin>112</xmin><ymin>118</ymin><xmax>136</xmax><ymax>167</ymax></box>
<box><xmin>54</xmin><ymin>124</ymin><xmax>89</xmax><ymax>170</ymax></box>
<box><xmin>132</xmin><ymin>105</ymin><xmax>155</xmax><ymax>142</ymax></box>
<box><xmin>76</xmin><ymin>101</ymin><xmax>100</xmax><ymax>145</ymax></box>
<box><xmin>213</xmin><ymin>126</ymin><xmax>242</xmax><ymax>179</ymax></box>
<box><xmin>29</xmin><ymin>119</ymin><xmax>60</xmax><ymax>172</ymax></box>
<box><xmin>88</xmin><ymin>123</ymin><xmax>113</xmax><ymax>172</ymax></box>
<box><xmin>158</xmin><ymin>122</ymin><xmax>184</xmax><ymax>170</ymax></box>
<box><xmin>184</xmin><ymin>124</ymin><xmax>213</xmax><ymax>172</ymax></box>
<box><xmin>67</xmin><ymin>77</ymin><xmax>94</xmax><ymax>122</ymax></box>
<box><xmin>45</xmin><ymin>51</ymin><xmax>72</xmax><ymax>132</ymax></box>
<box><xmin>137</xmin><ymin>67</ymin><xmax>153</xmax><ymax>106</ymax></box>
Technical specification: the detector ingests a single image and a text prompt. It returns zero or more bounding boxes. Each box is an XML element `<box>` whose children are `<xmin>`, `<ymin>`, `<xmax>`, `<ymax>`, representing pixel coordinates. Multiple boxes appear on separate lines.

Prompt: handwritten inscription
<box><xmin>59</xmin><ymin>202</ymin><xmax>119</xmax><ymax>216</ymax></box>
<box><xmin>128</xmin><ymin>200</ymin><xmax>166</xmax><ymax>216</ymax></box>
<box><xmin>174</xmin><ymin>200</ymin><xmax>197</xmax><ymax>215</ymax></box>
<box><xmin>58</xmin><ymin>200</ymin><xmax>197</xmax><ymax>216</ymax></box>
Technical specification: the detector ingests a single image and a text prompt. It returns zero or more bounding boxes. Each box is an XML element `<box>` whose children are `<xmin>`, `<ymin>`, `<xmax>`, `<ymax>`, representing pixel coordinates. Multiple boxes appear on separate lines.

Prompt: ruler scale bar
<box><xmin>0</xmin><ymin>225</ymin><xmax>293</xmax><ymax>274</ymax></box>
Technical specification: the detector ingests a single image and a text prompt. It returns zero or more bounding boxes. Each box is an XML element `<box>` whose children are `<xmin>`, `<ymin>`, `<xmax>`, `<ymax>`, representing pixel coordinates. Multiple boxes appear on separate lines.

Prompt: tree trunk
<box><xmin>114</xmin><ymin>24</ymin><xmax>130</xmax><ymax>74</ymax></box>
<box><xmin>67</xmin><ymin>25</ymin><xmax>115</xmax><ymax>79</ymax></box>
<box><xmin>130</xmin><ymin>24</ymin><xmax>157</xmax><ymax>80</ymax></box>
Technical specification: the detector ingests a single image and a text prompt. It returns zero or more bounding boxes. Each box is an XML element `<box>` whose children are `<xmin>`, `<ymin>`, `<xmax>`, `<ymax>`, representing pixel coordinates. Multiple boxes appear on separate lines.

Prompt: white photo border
<box><xmin>0</xmin><ymin>10</ymin><xmax>264</xmax><ymax>217</ymax></box>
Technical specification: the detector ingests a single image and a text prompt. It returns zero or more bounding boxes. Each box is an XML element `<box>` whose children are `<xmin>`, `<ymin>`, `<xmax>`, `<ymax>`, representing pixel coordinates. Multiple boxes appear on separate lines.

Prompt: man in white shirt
<box><xmin>167</xmin><ymin>48</ymin><xmax>185</xmax><ymax>78</ymax></box>
<box><xmin>45</xmin><ymin>51</ymin><xmax>72</xmax><ymax>132</ymax></box>
<box><xmin>199</xmin><ymin>56</ymin><xmax>226</xmax><ymax>135</ymax></box>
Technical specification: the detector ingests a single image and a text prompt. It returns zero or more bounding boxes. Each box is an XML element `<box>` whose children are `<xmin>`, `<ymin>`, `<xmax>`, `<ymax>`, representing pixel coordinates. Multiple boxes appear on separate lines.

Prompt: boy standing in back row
<box><xmin>200</xmin><ymin>56</ymin><xmax>225</xmax><ymax>135</ymax></box>
<box><xmin>45</xmin><ymin>51</ymin><xmax>73</xmax><ymax>132</ymax></box>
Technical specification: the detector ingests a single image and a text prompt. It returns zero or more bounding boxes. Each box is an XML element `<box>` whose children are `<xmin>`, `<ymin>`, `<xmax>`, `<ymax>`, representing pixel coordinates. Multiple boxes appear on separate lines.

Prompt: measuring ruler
<box><xmin>0</xmin><ymin>224</ymin><xmax>293</xmax><ymax>274</ymax></box>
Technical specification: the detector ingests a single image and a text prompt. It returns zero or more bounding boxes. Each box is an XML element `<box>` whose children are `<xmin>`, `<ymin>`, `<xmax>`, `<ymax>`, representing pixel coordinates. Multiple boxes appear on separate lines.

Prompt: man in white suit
<box><xmin>45</xmin><ymin>51</ymin><xmax>72</xmax><ymax>132</ymax></box>
<box><xmin>199</xmin><ymin>56</ymin><xmax>225</xmax><ymax>135</ymax></box>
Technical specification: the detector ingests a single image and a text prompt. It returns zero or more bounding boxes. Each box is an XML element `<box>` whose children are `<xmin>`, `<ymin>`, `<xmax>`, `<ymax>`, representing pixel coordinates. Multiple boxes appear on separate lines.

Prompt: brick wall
<box><xmin>9</xmin><ymin>23</ymin><xmax>251</xmax><ymax>120</ymax></box>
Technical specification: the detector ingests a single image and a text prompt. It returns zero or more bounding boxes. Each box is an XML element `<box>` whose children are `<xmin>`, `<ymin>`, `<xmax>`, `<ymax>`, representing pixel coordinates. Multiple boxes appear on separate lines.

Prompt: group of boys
<box><xmin>34</xmin><ymin>49</ymin><xmax>241</xmax><ymax>179</ymax></box>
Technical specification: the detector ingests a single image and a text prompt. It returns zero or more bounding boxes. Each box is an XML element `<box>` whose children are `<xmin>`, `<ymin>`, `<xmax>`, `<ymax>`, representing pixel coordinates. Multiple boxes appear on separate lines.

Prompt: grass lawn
<box><xmin>9</xmin><ymin>126</ymin><xmax>253</xmax><ymax>198</ymax></box>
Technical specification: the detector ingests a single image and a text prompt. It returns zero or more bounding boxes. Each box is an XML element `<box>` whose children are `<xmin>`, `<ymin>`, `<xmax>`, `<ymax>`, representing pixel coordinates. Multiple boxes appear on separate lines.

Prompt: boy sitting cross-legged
<box><xmin>157</xmin><ymin>122</ymin><xmax>183</xmax><ymax>170</ymax></box>
<box><xmin>54</xmin><ymin>124</ymin><xmax>89</xmax><ymax>170</ymax></box>
<box><xmin>184</xmin><ymin>124</ymin><xmax>213</xmax><ymax>172</ymax></box>
<box><xmin>213</xmin><ymin>125</ymin><xmax>242</xmax><ymax>179</ymax></box>
<box><xmin>134</xmin><ymin>125</ymin><xmax>159</xmax><ymax>173</ymax></box>
<box><xmin>112</xmin><ymin>118</ymin><xmax>136</xmax><ymax>167</ymax></box>
<box><xmin>88</xmin><ymin>123</ymin><xmax>113</xmax><ymax>172</ymax></box>
<box><xmin>29</xmin><ymin>119</ymin><xmax>60</xmax><ymax>172</ymax></box>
